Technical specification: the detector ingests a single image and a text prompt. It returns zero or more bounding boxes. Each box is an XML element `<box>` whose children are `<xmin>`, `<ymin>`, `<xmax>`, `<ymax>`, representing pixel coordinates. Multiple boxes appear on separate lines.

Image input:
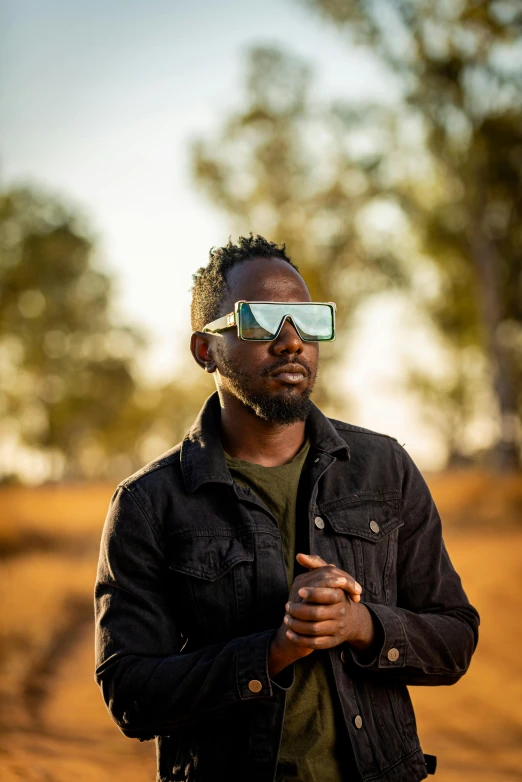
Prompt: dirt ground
<box><xmin>1</xmin><ymin>476</ymin><xmax>521</xmax><ymax>781</ymax></box>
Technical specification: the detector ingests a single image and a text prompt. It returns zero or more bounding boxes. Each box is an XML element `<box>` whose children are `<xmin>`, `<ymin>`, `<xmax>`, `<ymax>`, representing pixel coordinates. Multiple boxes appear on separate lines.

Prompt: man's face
<box><xmin>207</xmin><ymin>257</ymin><xmax>319</xmax><ymax>424</ymax></box>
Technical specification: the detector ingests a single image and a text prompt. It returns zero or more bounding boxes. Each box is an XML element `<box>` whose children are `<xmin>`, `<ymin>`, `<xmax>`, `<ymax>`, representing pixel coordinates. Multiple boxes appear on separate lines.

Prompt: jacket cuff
<box><xmin>236</xmin><ymin>629</ymin><xmax>285</xmax><ymax>700</ymax></box>
<box><xmin>270</xmin><ymin>663</ymin><xmax>295</xmax><ymax>692</ymax></box>
<box><xmin>346</xmin><ymin>602</ymin><xmax>407</xmax><ymax>670</ymax></box>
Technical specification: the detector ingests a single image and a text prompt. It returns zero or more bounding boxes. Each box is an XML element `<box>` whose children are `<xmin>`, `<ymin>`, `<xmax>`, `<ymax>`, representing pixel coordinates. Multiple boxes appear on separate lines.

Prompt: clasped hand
<box><xmin>269</xmin><ymin>553</ymin><xmax>375</xmax><ymax>676</ymax></box>
<box><xmin>268</xmin><ymin>554</ymin><xmax>375</xmax><ymax>678</ymax></box>
<box><xmin>282</xmin><ymin>552</ymin><xmax>364</xmax><ymax>652</ymax></box>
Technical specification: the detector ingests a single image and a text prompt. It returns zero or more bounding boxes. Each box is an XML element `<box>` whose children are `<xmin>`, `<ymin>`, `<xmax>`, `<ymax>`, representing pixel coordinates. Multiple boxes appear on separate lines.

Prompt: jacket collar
<box><xmin>180</xmin><ymin>391</ymin><xmax>350</xmax><ymax>494</ymax></box>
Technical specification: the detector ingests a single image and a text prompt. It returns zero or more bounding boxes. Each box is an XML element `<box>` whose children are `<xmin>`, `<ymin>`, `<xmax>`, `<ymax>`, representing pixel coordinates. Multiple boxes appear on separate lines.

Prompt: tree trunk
<box><xmin>468</xmin><ymin>221</ymin><xmax>520</xmax><ymax>471</ymax></box>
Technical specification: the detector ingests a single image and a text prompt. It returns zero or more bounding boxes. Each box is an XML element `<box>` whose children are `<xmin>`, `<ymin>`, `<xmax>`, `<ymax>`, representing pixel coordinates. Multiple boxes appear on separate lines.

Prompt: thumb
<box><xmin>296</xmin><ymin>552</ymin><xmax>331</xmax><ymax>569</ymax></box>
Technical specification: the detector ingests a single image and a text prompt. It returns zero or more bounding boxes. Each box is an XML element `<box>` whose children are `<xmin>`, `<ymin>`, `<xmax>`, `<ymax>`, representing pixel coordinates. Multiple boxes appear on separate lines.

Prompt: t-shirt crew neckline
<box><xmin>223</xmin><ymin>437</ymin><xmax>311</xmax><ymax>468</ymax></box>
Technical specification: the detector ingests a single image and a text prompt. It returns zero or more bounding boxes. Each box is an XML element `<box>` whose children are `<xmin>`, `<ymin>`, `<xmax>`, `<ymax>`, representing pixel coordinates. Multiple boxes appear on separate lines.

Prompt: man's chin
<box><xmin>242</xmin><ymin>389</ymin><xmax>313</xmax><ymax>424</ymax></box>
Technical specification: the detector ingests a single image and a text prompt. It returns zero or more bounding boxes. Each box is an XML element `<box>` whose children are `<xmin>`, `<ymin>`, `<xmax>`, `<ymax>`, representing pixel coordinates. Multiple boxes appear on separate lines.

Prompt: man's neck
<box><xmin>219</xmin><ymin>394</ymin><xmax>307</xmax><ymax>467</ymax></box>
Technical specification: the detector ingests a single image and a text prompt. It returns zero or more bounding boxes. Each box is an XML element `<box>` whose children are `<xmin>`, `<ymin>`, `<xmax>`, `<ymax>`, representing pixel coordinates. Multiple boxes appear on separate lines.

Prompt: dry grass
<box><xmin>427</xmin><ymin>470</ymin><xmax>522</xmax><ymax>530</ymax></box>
<box><xmin>0</xmin><ymin>473</ymin><xmax>520</xmax><ymax>781</ymax></box>
<box><xmin>0</xmin><ymin>483</ymin><xmax>114</xmax><ymax>555</ymax></box>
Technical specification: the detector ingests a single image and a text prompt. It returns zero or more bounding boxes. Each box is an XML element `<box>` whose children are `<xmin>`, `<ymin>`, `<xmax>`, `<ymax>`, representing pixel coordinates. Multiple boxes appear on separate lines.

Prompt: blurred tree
<box><xmin>299</xmin><ymin>0</ymin><xmax>522</xmax><ymax>467</ymax></box>
<box><xmin>0</xmin><ymin>186</ymin><xmax>143</xmax><ymax>480</ymax></box>
<box><xmin>0</xmin><ymin>186</ymin><xmax>209</xmax><ymax>482</ymax></box>
<box><xmin>191</xmin><ymin>47</ymin><xmax>410</xmax><ymax>413</ymax></box>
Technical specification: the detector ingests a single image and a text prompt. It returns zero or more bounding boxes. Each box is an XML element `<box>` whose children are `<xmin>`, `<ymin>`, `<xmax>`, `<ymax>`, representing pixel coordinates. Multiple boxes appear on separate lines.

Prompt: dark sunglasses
<box><xmin>202</xmin><ymin>301</ymin><xmax>336</xmax><ymax>342</ymax></box>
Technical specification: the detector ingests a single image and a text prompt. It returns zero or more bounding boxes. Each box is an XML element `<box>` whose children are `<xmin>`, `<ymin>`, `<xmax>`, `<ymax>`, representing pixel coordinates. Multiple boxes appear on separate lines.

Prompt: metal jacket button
<box><xmin>387</xmin><ymin>647</ymin><xmax>400</xmax><ymax>662</ymax></box>
<box><xmin>369</xmin><ymin>520</ymin><xmax>380</xmax><ymax>533</ymax></box>
<box><xmin>314</xmin><ymin>516</ymin><xmax>325</xmax><ymax>529</ymax></box>
<box><xmin>340</xmin><ymin>650</ymin><xmax>346</xmax><ymax>663</ymax></box>
<box><xmin>248</xmin><ymin>680</ymin><xmax>262</xmax><ymax>693</ymax></box>
<box><xmin>354</xmin><ymin>715</ymin><xmax>363</xmax><ymax>729</ymax></box>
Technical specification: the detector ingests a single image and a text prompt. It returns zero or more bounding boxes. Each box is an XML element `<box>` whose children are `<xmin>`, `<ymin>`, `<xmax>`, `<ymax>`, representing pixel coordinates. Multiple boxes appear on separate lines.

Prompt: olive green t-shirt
<box><xmin>224</xmin><ymin>441</ymin><xmax>352</xmax><ymax>782</ymax></box>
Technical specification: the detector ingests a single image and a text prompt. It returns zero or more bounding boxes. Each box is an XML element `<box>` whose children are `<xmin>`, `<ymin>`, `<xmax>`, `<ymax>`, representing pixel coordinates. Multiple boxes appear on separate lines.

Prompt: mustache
<box><xmin>260</xmin><ymin>358</ymin><xmax>313</xmax><ymax>380</ymax></box>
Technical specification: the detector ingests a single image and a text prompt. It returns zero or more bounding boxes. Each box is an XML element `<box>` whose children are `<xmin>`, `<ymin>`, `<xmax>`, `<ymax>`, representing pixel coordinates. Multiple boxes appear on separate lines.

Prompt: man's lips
<box><xmin>268</xmin><ymin>363</ymin><xmax>308</xmax><ymax>384</ymax></box>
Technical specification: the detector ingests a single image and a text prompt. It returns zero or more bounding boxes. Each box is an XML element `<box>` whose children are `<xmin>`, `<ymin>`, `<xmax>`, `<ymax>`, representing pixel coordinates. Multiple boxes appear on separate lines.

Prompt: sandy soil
<box><xmin>0</xmin><ymin>479</ymin><xmax>521</xmax><ymax>781</ymax></box>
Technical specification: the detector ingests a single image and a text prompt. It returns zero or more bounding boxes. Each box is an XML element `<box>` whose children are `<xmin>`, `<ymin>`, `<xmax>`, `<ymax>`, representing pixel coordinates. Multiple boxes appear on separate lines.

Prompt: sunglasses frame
<box><xmin>201</xmin><ymin>300</ymin><xmax>337</xmax><ymax>342</ymax></box>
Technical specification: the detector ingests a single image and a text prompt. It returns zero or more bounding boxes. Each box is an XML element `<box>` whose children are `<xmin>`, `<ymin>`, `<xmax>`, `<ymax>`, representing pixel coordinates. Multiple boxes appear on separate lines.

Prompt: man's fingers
<box><xmin>321</xmin><ymin>568</ymin><xmax>362</xmax><ymax>596</ymax></box>
<box><xmin>285</xmin><ymin>629</ymin><xmax>335</xmax><ymax>649</ymax></box>
<box><xmin>311</xmin><ymin>576</ymin><xmax>362</xmax><ymax>599</ymax></box>
<box><xmin>296</xmin><ymin>552</ymin><xmax>344</xmax><ymax>577</ymax></box>
<box><xmin>286</xmin><ymin>601</ymin><xmax>339</xmax><ymax>621</ymax></box>
<box><xmin>298</xmin><ymin>581</ymin><xmax>361</xmax><ymax>602</ymax></box>
<box><xmin>296</xmin><ymin>552</ymin><xmax>328</xmax><ymax>569</ymax></box>
<box><xmin>295</xmin><ymin>553</ymin><xmax>362</xmax><ymax>598</ymax></box>
<box><xmin>296</xmin><ymin>586</ymin><xmax>347</xmax><ymax>604</ymax></box>
<box><xmin>284</xmin><ymin>615</ymin><xmax>337</xmax><ymax>636</ymax></box>
<box><xmin>336</xmin><ymin>579</ymin><xmax>362</xmax><ymax>601</ymax></box>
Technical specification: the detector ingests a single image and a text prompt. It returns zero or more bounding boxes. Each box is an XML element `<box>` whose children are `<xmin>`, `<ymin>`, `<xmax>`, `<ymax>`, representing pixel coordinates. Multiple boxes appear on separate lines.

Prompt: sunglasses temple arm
<box><xmin>201</xmin><ymin>312</ymin><xmax>236</xmax><ymax>334</ymax></box>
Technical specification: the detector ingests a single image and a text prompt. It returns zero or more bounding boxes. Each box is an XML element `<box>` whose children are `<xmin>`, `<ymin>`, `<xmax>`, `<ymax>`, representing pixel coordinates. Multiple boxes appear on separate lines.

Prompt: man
<box><xmin>95</xmin><ymin>235</ymin><xmax>480</xmax><ymax>782</ymax></box>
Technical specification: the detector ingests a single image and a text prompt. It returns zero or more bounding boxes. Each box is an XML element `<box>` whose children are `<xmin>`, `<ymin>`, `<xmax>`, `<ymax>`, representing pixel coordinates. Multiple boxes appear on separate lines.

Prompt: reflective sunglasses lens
<box><xmin>290</xmin><ymin>303</ymin><xmax>334</xmax><ymax>340</ymax></box>
<box><xmin>240</xmin><ymin>303</ymin><xmax>278</xmax><ymax>340</ymax></box>
<box><xmin>239</xmin><ymin>303</ymin><xmax>334</xmax><ymax>341</ymax></box>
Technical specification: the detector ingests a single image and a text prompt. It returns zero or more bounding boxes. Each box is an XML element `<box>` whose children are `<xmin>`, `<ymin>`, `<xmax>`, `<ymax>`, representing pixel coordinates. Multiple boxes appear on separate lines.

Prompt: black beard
<box><xmin>240</xmin><ymin>386</ymin><xmax>313</xmax><ymax>424</ymax></box>
<box><xmin>217</xmin><ymin>353</ymin><xmax>315</xmax><ymax>424</ymax></box>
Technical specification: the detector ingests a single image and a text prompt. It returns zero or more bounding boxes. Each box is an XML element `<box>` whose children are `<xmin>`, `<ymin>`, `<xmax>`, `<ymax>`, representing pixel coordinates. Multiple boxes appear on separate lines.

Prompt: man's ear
<box><xmin>190</xmin><ymin>332</ymin><xmax>217</xmax><ymax>373</ymax></box>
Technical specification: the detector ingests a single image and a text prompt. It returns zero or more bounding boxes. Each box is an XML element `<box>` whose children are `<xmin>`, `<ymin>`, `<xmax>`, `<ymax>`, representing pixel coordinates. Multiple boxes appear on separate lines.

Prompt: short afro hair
<box><xmin>190</xmin><ymin>234</ymin><xmax>300</xmax><ymax>331</ymax></box>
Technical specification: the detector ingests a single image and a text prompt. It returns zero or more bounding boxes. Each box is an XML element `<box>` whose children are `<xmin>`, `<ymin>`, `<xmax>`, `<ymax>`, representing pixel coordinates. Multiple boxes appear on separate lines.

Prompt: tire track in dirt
<box><xmin>2</xmin><ymin>621</ymin><xmax>155</xmax><ymax>782</ymax></box>
<box><xmin>21</xmin><ymin>597</ymin><xmax>93</xmax><ymax>726</ymax></box>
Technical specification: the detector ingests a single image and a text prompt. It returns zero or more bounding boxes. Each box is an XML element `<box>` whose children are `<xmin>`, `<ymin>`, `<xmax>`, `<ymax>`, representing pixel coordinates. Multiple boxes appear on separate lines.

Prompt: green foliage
<box><xmin>302</xmin><ymin>0</ymin><xmax>522</xmax><ymax>467</ymax></box>
<box><xmin>0</xmin><ymin>186</ymin><xmax>212</xmax><ymax>482</ymax></box>
<box><xmin>0</xmin><ymin>187</ymin><xmax>144</xmax><ymax>479</ymax></box>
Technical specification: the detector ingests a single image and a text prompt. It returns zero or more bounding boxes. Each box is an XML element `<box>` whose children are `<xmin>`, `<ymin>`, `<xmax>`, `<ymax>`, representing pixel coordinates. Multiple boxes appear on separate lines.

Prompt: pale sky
<box><xmin>1</xmin><ymin>0</ymin><xmax>450</xmax><ymax>468</ymax></box>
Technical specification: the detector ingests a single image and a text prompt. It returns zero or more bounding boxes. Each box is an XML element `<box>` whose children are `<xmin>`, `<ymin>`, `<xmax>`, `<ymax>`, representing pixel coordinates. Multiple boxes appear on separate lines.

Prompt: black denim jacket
<box><xmin>94</xmin><ymin>392</ymin><xmax>480</xmax><ymax>782</ymax></box>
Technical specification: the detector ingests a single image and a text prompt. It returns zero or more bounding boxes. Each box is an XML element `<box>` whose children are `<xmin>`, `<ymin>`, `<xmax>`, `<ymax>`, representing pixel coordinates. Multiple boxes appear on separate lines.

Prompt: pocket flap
<box><xmin>169</xmin><ymin>533</ymin><xmax>254</xmax><ymax>582</ymax></box>
<box><xmin>325</xmin><ymin>502</ymin><xmax>402</xmax><ymax>542</ymax></box>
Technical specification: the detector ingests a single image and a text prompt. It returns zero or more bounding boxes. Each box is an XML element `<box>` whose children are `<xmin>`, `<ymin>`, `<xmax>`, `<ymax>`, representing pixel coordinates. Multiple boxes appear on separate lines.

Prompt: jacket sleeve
<box><xmin>345</xmin><ymin>445</ymin><xmax>480</xmax><ymax>685</ymax></box>
<box><xmin>94</xmin><ymin>484</ymin><xmax>292</xmax><ymax>740</ymax></box>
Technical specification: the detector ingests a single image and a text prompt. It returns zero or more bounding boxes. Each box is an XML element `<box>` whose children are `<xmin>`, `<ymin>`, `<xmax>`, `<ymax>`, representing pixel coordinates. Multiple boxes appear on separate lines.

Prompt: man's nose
<box><xmin>271</xmin><ymin>316</ymin><xmax>304</xmax><ymax>355</ymax></box>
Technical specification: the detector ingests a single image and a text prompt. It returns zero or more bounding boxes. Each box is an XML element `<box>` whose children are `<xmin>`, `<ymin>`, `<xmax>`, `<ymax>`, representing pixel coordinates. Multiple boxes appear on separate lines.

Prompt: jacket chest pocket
<box><xmin>168</xmin><ymin>532</ymin><xmax>254</xmax><ymax>644</ymax></box>
<box><xmin>323</xmin><ymin>500</ymin><xmax>403</xmax><ymax>602</ymax></box>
